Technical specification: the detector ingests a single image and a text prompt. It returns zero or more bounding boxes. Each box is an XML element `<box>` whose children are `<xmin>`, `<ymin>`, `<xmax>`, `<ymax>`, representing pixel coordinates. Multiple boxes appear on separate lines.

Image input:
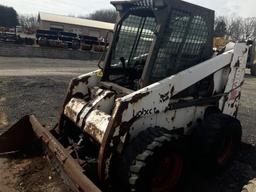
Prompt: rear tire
<box><xmin>242</xmin><ymin>179</ymin><xmax>256</xmax><ymax>192</ymax></box>
<box><xmin>113</xmin><ymin>127</ymin><xmax>185</xmax><ymax>192</ymax></box>
<box><xmin>194</xmin><ymin>113</ymin><xmax>242</xmax><ymax>172</ymax></box>
<box><xmin>251</xmin><ymin>64</ymin><xmax>256</xmax><ymax>76</ymax></box>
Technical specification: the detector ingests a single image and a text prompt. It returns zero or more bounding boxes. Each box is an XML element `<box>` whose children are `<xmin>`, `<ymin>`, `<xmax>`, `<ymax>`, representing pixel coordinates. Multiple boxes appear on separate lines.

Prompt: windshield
<box><xmin>110</xmin><ymin>13</ymin><xmax>156</xmax><ymax>70</ymax></box>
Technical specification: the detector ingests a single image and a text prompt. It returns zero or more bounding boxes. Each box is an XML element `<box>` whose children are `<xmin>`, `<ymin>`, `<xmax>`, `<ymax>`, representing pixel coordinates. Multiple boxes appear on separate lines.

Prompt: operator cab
<box><xmin>102</xmin><ymin>0</ymin><xmax>214</xmax><ymax>92</ymax></box>
<box><xmin>103</xmin><ymin>8</ymin><xmax>156</xmax><ymax>90</ymax></box>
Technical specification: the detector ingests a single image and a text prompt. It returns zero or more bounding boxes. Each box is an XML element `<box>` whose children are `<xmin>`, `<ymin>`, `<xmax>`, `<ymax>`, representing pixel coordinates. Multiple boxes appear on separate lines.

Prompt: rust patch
<box><xmin>171</xmin><ymin>110</ymin><xmax>176</xmax><ymax>121</ymax></box>
<box><xmin>164</xmin><ymin>106</ymin><xmax>169</xmax><ymax>113</ymax></box>
<box><xmin>83</xmin><ymin>110</ymin><xmax>111</xmax><ymax>143</ymax></box>
<box><xmin>86</xmin><ymin>123</ymin><xmax>104</xmax><ymax>143</ymax></box>
<box><xmin>114</xmin><ymin>92</ymin><xmax>150</xmax><ymax>126</ymax></box>
<box><xmin>64</xmin><ymin>75</ymin><xmax>92</xmax><ymax>105</ymax></box>
<box><xmin>170</xmin><ymin>86</ymin><xmax>175</xmax><ymax>97</ymax></box>
<box><xmin>0</xmin><ymin>112</ymin><xmax>8</xmax><ymax>129</ymax></box>
<box><xmin>154</xmin><ymin>107</ymin><xmax>160</xmax><ymax>114</ymax></box>
<box><xmin>235</xmin><ymin>59</ymin><xmax>240</xmax><ymax>67</ymax></box>
<box><xmin>72</xmin><ymin>92</ymin><xmax>88</xmax><ymax>99</ymax></box>
<box><xmin>116</xmin><ymin>116</ymin><xmax>138</xmax><ymax>143</ymax></box>
<box><xmin>159</xmin><ymin>91</ymin><xmax>170</xmax><ymax>103</ymax></box>
<box><xmin>243</xmin><ymin>48</ymin><xmax>248</xmax><ymax>54</ymax></box>
<box><xmin>114</xmin><ymin>92</ymin><xmax>154</xmax><ymax>127</ymax></box>
<box><xmin>130</xmin><ymin>92</ymin><xmax>150</xmax><ymax>104</ymax></box>
<box><xmin>233</xmin><ymin>106</ymin><xmax>239</xmax><ymax>117</ymax></box>
<box><xmin>114</xmin><ymin>102</ymin><xmax>129</xmax><ymax>126</ymax></box>
<box><xmin>64</xmin><ymin>98</ymin><xmax>87</xmax><ymax>123</ymax></box>
<box><xmin>75</xmin><ymin>75</ymin><xmax>91</xmax><ymax>85</ymax></box>
<box><xmin>59</xmin><ymin>74</ymin><xmax>94</xmax><ymax>132</ymax></box>
<box><xmin>105</xmin><ymin>92</ymin><xmax>116</xmax><ymax>99</ymax></box>
<box><xmin>187</xmin><ymin>121</ymin><xmax>193</xmax><ymax>128</ymax></box>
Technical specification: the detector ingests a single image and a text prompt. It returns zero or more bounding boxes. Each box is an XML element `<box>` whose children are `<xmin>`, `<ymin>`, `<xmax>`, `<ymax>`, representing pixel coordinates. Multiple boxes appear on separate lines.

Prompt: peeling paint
<box><xmin>0</xmin><ymin>112</ymin><xmax>8</xmax><ymax>128</ymax></box>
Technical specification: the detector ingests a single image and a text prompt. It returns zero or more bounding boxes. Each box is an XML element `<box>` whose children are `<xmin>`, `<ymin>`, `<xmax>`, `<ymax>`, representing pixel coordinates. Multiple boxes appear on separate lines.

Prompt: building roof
<box><xmin>38</xmin><ymin>12</ymin><xmax>115</xmax><ymax>31</ymax></box>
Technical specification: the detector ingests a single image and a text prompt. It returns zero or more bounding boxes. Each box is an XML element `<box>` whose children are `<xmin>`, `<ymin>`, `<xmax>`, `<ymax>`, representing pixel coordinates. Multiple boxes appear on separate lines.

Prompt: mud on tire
<box><xmin>194</xmin><ymin>113</ymin><xmax>242</xmax><ymax>172</ymax></box>
<box><xmin>251</xmin><ymin>64</ymin><xmax>256</xmax><ymax>76</ymax></box>
<box><xmin>112</xmin><ymin>127</ymin><xmax>184</xmax><ymax>192</ymax></box>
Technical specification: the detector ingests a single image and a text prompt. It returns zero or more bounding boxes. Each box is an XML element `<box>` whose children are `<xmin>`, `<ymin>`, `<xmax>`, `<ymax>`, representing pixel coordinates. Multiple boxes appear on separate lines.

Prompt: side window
<box><xmin>151</xmin><ymin>10</ymin><xmax>190</xmax><ymax>81</ymax></box>
<box><xmin>178</xmin><ymin>16</ymin><xmax>208</xmax><ymax>70</ymax></box>
<box><xmin>182</xmin><ymin>16</ymin><xmax>208</xmax><ymax>55</ymax></box>
<box><xmin>150</xmin><ymin>10</ymin><xmax>209</xmax><ymax>83</ymax></box>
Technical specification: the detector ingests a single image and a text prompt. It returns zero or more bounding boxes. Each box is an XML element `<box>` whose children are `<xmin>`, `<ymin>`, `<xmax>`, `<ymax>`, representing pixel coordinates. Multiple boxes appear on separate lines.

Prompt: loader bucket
<box><xmin>0</xmin><ymin>115</ymin><xmax>35</xmax><ymax>153</ymax></box>
<box><xmin>0</xmin><ymin>115</ymin><xmax>101</xmax><ymax>192</ymax></box>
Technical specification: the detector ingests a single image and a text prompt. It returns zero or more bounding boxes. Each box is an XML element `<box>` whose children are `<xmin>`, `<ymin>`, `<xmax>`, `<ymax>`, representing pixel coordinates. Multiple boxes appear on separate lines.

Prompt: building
<box><xmin>38</xmin><ymin>12</ymin><xmax>115</xmax><ymax>41</ymax></box>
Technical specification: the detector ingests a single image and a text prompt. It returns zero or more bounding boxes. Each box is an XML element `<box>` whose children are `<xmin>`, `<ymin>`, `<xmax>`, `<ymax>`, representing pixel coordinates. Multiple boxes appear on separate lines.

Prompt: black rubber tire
<box><xmin>204</xmin><ymin>106</ymin><xmax>221</xmax><ymax>118</ymax></box>
<box><xmin>242</xmin><ymin>179</ymin><xmax>256</xmax><ymax>192</ymax></box>
<box><xmin>194</xmin><ymin>113</ymin><xmax>242</xmax><ymax>173</ymax></box>
<box><xmin>112</xmin><ymin>127</ymin><xmax>184</xmax><ymax>192</ymax></box>
<box><xmin>251</xmin><ymin>64</ymin><xmax>256</xmax><ymax>76</ymax></box>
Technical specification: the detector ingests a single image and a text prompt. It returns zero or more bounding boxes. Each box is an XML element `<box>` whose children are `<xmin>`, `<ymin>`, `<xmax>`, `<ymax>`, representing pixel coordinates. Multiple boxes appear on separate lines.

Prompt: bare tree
<box><xmin>214</xmin><ymin>16</ymin><xmax>227</xmax><ymax>37</ymax></box>
<box><xmin>19</xmin><ymin>15</ymin><xmax>39</xmax><ymax>33</ymax></box>
<box><xmin>226</xmin><ymin>17</ymin><xmax>244</xmax><ymax>41</ymax></box>
<box><xmin>216</xmin><ymin>15</ymin><xmax>256</xmax><ymax>41</ymax></box>
<box><xmin>242</xmin><ymin>17</ymin><xmax>256</xmax><ymax>40</ymax></box>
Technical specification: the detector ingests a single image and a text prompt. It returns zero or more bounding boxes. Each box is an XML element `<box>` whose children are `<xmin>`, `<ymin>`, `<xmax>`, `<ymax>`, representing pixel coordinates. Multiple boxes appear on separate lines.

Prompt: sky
<box><xmin>0</xmin><ymin>0</ymin><xmax>254</xmax><ymax>17</ymax></box>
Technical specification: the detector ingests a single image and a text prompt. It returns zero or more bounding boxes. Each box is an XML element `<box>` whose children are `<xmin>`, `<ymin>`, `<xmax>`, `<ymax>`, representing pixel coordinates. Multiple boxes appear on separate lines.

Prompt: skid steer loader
<box><xmin>0</xmin><ymin>0</ymin><xmax>249</xmax><ymax>191</ymax></box>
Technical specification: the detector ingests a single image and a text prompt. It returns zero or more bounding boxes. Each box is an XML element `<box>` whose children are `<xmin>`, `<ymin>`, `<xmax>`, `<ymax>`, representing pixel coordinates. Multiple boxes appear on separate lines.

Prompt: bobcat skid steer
<box><xmin>0</xmin><ymin>0</ymin><xmax>249</xmax><ymax>191</ymax></box>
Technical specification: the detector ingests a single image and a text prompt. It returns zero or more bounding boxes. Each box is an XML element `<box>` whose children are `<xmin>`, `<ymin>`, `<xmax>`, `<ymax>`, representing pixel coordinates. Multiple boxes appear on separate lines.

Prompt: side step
<box><xmin>0</xmin><ymin>115</ymin><xmax>101</xmax><ymax>192</ymax></box>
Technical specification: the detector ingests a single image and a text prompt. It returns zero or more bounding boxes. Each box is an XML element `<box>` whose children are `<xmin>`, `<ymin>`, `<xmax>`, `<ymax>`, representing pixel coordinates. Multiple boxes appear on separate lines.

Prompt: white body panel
<box><xmin>61</xmin><ymin>43</ymin><xmax>248</xmax><ymax>181</ymax></box>
<box><xmin>63</xmin><ymin>43</ymin><xmax>248</xmax><ymax>146</ymax></box>
<box><xmin>111</xmin><ymin>43</ymin><xmax>248</xmax><ymax>141</ymax></box>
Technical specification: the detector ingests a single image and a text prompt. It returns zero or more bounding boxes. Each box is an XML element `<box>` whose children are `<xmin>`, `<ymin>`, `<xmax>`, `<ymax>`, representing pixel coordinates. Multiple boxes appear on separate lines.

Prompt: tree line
<box><xmin>18</xmin><ymin>9</ymin><xmax>118</xmax><ymax>32</ymax></box>
<box><xmin>1</xmin><ymin>2</ymin><xmax>256</xmax><ymax>42</ymax></box>
<box><xmin>0</xmin><ymin>4</ymin><xmax>117</xmax><ymax>32</ymax></box>
<box><xmin>215</xmin><ymin>16</ymin><xmax>256</xmax><ymax>41</ymax></box>
<box><xmin>0</xmin><ymin>5</ymin><xmax>18</xmax><ymax>28</ymax></box>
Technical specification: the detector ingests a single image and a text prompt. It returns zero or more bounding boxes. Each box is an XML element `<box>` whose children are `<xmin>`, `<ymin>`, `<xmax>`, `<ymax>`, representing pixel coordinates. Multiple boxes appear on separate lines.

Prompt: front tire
<box><xmin>113</xmin><ymin>127</ymin><xmax>185</xmax><ymax>192</ymax></box>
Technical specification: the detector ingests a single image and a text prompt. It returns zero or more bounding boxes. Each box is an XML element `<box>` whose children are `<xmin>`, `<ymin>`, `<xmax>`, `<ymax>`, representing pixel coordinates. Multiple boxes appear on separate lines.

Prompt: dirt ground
<box><xmin>0</xmin><ymin>57</ymin><xmax>97</xmax><ymax>192</ymax></box>
<box><xmin>0</xmin><ymin>56</ymin><xmax>256</xmax><ymax>192</ymax></box>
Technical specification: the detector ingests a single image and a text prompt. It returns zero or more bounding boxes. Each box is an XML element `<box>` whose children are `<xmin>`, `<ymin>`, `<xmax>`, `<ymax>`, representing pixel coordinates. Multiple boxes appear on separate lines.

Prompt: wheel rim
<box><xmin>217</xmin><ymin>137</ymin><xmax>234</xmax><ymax>166</ymax></box>
<box><xmin>152</xmin><ymin>153</ymin><xmax>183</xmax><ymax>192</ymax></box>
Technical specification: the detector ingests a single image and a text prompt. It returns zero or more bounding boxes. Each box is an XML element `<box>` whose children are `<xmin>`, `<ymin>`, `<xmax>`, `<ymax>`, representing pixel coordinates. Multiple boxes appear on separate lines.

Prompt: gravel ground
<box><xmin>0</xmin><ymin>56</ymin><xmax>256</xmax><ymax>192</ymax></box>
<box><xmin>0</xmin><ymin>57</ymin><xmax>97</xmax><ymax>77</ymax></box>
<box><xmin>0</xmin><ymin>57</ymin><xmax>98</xmax><ymax>192</ymax></box>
